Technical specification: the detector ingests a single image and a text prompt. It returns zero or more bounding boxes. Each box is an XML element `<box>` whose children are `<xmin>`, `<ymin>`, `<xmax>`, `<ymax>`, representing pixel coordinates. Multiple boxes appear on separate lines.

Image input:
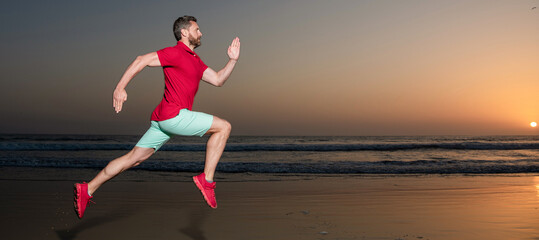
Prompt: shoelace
<box><xmin>207</xmin><ymin>189</ymin><xmax>215</xmax><ymax>198</ymax></box>
<box><xmin>76</xmin><ymin>191</ymin><xmax>96</xmax><ymax>205</ymax></box>
<box><xmin>204</xmin><ymin>184</ymin><xmax>216</xmax><ymax>198</ymax></box>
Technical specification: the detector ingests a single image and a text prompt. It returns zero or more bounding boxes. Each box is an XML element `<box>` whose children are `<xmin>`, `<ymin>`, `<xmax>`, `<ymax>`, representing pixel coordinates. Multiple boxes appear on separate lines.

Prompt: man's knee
<box><xmin>212</xmin><ymin>117</ymin><xmax>231</xmax><ymax>133</ymax></box>
<box><xmin>222</xmin><ymin>119</ymin><xmax>232</xmax><ymax>134</ymax></box>
<box><xmin>130</xmin><ymin>147</ymin><xmax>154</xmax><ymax>166</ymax></box>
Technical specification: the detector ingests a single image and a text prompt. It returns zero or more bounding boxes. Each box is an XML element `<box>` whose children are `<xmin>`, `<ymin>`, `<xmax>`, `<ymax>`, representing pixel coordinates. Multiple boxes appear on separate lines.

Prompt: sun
<box><xmin>532</xmin><ymin>122</ymin><xmax>538</xmax><ymax>128</ymax></box>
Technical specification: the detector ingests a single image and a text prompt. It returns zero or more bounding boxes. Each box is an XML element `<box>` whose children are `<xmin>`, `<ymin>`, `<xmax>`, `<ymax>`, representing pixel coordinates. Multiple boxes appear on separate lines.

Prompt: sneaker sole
<box><xmin>73</xmin><ymin>184</ymin><xmax>82</xmax><ymax>219</ymax></box>
<box><xmin>193</xmin><ymin>176</ymin><xmax>217</xmax><ymax>209</ymax></box>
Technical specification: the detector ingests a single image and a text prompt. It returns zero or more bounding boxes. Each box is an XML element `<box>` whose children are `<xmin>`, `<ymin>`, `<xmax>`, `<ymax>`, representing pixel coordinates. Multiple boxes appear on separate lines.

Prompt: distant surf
<box><xmin>1</xmin><ymin>135</ymin><xmax>538</xmax><ymax>174</ymax></box>
<box><xmin>1</xmin><ymin>141</ymin><xmax>538</xmax><ymax>151</ymax></box>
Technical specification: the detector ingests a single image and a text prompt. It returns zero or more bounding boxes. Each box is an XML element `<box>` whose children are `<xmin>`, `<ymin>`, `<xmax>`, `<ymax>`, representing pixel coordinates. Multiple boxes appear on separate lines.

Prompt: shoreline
<box><xmin>1</xmin><ymin>166</ymin><xmax>538</xmax><ymax>182</ymax></box>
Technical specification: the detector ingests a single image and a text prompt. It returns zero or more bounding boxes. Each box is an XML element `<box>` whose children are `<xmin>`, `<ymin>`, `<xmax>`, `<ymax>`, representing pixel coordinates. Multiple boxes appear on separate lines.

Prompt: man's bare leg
<box><xmin>87</xmin><ymin>146</ymin><xmax>154</xmax><ymax>195</ymax></box>
<box><xmin>203</xmin><ymin>116</ymin><xmax>232</xmax><ymax>182</ymax></box>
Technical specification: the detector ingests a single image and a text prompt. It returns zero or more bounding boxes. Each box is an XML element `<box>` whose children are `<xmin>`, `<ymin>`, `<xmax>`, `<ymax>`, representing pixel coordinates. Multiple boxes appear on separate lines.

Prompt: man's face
<box><xmin>186</xmin><ymin>21</ymin><xmax>202</xmax><ymax>48</ymax></box>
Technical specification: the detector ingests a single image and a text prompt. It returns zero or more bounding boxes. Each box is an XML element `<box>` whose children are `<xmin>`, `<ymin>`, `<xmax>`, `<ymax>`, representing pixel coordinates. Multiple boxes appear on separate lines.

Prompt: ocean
<box><xmin>1</xmin><ymin>135</ymin><xmax>538</xmax><ymax>174</ymax></box>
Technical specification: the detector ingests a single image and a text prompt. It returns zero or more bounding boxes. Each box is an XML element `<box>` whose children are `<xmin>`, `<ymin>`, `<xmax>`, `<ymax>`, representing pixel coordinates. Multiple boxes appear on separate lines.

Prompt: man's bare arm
<box><xmin>113</xmin><ymin>52</ymin><xmax>161</xmax><ymax>113</ymax></box>
<box><xmin>202</xmin><ymin>37</ymin><xmax>240</xmax><ymax>87</ymax></box>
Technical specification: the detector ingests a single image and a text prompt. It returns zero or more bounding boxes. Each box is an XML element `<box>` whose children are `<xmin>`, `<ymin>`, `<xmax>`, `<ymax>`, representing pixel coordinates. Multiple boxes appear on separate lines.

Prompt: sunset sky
<box><xmin>1</xmin><ymin>0</ymin><xmax>538</xmax><ymax>136</ymax></box>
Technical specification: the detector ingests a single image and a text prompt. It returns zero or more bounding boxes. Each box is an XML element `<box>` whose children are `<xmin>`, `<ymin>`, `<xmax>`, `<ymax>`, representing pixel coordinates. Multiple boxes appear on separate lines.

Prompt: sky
<box><xmin>0</xmin><ymin>0</ymin><xmax>538</xmax><ymax>136</ymax></box>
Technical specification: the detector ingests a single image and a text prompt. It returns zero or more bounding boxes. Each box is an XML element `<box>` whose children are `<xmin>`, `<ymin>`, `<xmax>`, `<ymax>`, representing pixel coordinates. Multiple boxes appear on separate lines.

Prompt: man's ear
<box><xmin>181</xmin><ymin>28</ymin><xmax>189</xmax><ymax>39</ymax></box>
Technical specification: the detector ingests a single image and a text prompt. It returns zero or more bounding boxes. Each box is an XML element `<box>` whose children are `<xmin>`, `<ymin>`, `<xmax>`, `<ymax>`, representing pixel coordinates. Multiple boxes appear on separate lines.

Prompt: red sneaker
<box><xmin>74</xmin><ymin>182</ymin><xmax>94</xmax><ymax>219</ymax></box>
<box><xmin>193</xmin><ymin>173</ymin><xmax>217</xmax><ymax>208</ymax></box>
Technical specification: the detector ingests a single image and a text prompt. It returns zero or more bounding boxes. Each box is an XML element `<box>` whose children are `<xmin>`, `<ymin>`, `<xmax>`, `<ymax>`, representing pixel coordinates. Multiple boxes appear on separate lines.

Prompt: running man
<box><xmin>74</xmin><ymin>15</ymin><xmax>240</xmax><ymax>219</ymax></box>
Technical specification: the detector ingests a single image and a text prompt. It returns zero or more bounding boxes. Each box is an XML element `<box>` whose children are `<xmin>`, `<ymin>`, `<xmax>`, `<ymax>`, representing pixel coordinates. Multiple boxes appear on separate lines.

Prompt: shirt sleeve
<box><xmin>156</xmin><ymin>47</ymin><xmax>176</xmax><ymax>67</ymax></box>
<box><xmin>199</xmin><ymin>59</ymin><xmax>208</xmax><ymax>75</ymax></box>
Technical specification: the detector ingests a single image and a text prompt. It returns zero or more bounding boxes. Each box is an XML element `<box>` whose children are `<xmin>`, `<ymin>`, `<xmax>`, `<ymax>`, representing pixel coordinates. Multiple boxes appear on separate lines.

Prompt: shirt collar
<box><xmin>177</xmin><ymin>41</ymin><xmax>196</xmax><ymax>56</ymax></box>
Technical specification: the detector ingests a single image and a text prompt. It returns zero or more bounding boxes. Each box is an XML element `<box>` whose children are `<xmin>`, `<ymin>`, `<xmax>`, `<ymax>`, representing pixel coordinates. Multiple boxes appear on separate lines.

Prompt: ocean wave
<box><xmin>1</xmin><ymin>158</ymin><xmax>538</xmax><ymax>174</ymax></box>
<box><xmin>1</xmin><ymin>142</ymin><xmax>538</xmax><ymax>151</ymax></box>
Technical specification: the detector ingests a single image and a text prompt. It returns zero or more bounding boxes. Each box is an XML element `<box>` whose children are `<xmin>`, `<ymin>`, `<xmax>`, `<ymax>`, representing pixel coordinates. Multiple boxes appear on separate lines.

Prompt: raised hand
<box><xmin>227</xmin><ymin>37</ymin><xmax>240</xmax><ymax>61</ymax></box>
<box><xmin>113</xmin><ymin>88</ymin><xmax>128</xmax><ymax>113</ymax></box>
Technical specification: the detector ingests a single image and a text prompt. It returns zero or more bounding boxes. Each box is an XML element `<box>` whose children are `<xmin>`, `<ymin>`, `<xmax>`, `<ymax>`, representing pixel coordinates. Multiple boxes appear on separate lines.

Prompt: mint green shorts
<box><xmin>135</xmin><ymin>109</ymin><xmax>214</xmax><ymax>151</ymax></box>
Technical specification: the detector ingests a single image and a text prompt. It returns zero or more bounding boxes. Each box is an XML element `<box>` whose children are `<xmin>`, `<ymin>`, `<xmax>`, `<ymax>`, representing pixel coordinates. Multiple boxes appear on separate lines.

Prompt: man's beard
<box><xmin>189</xmin><ymin>35</ymin><xmax>201</xmax><ymax>48</ymax></box>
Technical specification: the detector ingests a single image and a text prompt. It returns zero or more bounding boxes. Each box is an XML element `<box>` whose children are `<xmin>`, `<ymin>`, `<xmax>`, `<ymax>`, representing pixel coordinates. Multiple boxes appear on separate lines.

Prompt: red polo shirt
<box><xmin>151</xmin><ymin>41</ymin><xmax>208</xmax><ymax>121</ymax></box>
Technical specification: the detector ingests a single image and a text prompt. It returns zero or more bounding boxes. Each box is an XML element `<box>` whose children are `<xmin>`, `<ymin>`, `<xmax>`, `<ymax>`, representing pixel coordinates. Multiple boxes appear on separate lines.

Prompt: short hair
<box><xmin>173</xmin><ymin>16</ymin><xmax>197</xmax><ymax>41</ymax></box>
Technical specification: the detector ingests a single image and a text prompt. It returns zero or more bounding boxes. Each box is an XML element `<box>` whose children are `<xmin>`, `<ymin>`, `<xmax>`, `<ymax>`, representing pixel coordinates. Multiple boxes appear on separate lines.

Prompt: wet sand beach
<box><xmin>1</xmin><ymin>167</ymin><xmax>538</xmax><ymax>240</ymax></box>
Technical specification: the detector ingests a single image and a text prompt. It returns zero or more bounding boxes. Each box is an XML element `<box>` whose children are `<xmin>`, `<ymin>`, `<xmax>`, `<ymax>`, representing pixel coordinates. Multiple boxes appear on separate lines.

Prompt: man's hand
<box><xmin>111</xmin><ymin>52</ymin><xmax>160</xmax><ymax>114</ymax></box>
<box><xmin>113</xmin><ymin>88</ymin><xmax>127</xmax><ymax>113</ymax></box>
<box><xmin>227</xmin><ymin>37</ymin><xmax>240</xmax><ymax>61</ymax></box>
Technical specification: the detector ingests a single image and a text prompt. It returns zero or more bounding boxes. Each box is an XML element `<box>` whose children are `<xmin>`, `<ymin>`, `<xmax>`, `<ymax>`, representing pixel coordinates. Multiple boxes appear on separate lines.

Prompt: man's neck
<box><xmin>180</xmin><ymin>39</ymin><xmax>195</xmax><ymax>51</ymax></box>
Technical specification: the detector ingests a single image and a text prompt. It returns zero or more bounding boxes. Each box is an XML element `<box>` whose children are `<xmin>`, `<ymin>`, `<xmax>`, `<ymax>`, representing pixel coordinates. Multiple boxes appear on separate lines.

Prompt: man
<box><xmin>74</xmin><ymin>15</ymin><xmax>240</xmax><ymax>219</ymax></box>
